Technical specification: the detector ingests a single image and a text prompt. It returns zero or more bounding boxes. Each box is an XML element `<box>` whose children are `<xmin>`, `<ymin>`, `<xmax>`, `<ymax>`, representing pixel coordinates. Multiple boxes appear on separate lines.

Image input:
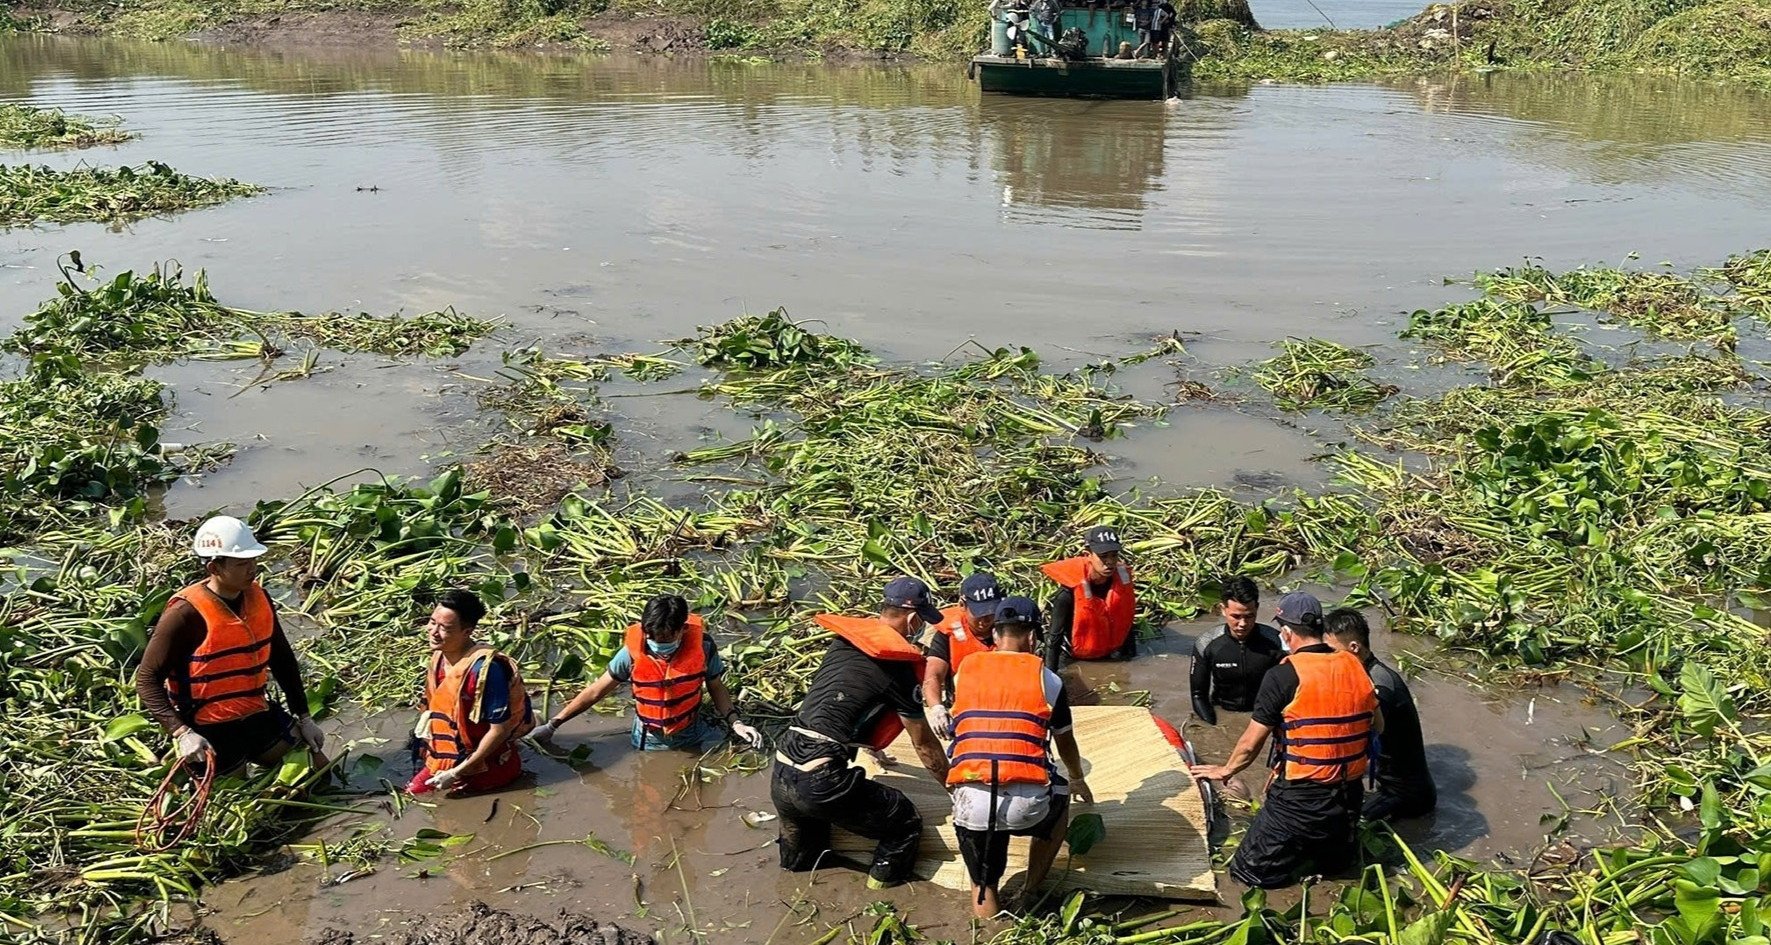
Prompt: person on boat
<box><xmin>412</xmin><ymin>589</ymin><xmax>535</xmax><ymax>795</ymax></box>
<box><xmin>135</xmin><ymin>515</ymin><xmax>326</xmax><ymax>775</ymax></box>
<box><xmin>771</xmin><ymin>577</ymin><xmax>952</xmax><ymax>889</ymax></box>
<box><xmin>1188</xmin><ymin>592</ymin><xmax>1382</xmax><ymax>888</ymax></box>
<box><xmin>527</xmin><ymin>594</ymin><xmax>763</xmax><ymax>752</ymax></box>
<box><xmin>1189</xmin><ymin>576</ymin><xmax>1285</xmax><ymax>725</ymax></box>
<box><xmin>1030</xmin><ymin>0</ymin><xmax>1060</xmax><ymax>48</ymax></box>
<box><xmin>1323</xmin><ymin>608</ymin><xmax>1438</xmax><ymax>821</ymax></box>
<box><xmin>1138</xmin><ymin>0</ymin><xmax>1175</xmax><ymax>57</ymax></box>
<box><xmin>1131</xmin><ymin>0</ymin><xmax>1155</xmax><ymax>55</ymax></box>
<box><xmin>1042</xmin><ymin>525</ymin><xmax>1138</xmax><ymax>670</ymax></box>
<box><xmin>947</xmin><ymin>596</ymin><xmax>1092</xmax><ymax>917</ymax></box>
<box><xmin>921</xmin><ymin>572</ymin><xmax>1004</xmax><ymax>737</ymax></box>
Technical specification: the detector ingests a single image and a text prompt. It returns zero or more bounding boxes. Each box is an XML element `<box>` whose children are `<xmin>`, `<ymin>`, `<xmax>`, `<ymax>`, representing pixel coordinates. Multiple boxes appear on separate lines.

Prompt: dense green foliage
<box><xmin>0</xmin><ymin>104</ymin><xmax>132</xmax><ymax>150</ymax></box>
<box><xmin>0</xmin><ymin>161</ymin><xmax>259</xmax><ymax>227</ymax></box>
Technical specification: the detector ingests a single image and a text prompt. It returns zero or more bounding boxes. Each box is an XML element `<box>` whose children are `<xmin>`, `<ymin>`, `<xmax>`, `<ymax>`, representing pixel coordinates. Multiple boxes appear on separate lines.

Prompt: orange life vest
<box><xmin>945</xmin><ymin>651</ymin><xmax>1052</xmax><ymax>788</ymax></box>
<box><xmin>1276</xmin><ymin>649</ymin><xmax>1376</xmax><ymax>783</ymax></box>
<box><xmin>1041</xmin><ymin>556</ymin><xmax>1136</xmax><ymax>660</ymax></box>
<box><xmin>424</xmin><ymin>646</ymin><xmax>533</xmax><ymax>791</ymax></box>
<box><xmin>166</xmin><ymin>581</ymin><xmax>275</xmax><ymax>726</ymax></box>
<box><xmin>935</xmin><ymin>605</ymin><xmax>994</xmax><ymax>671</ymax></box>
<box><xmin>814</xmin><ymin>613</ymin><xmax>926</xmax><ymax>750</ymax></box>
<box><xmin>624</xmin><ymin>614</ymin><xmax>707</xmax><ymax>736</ymax></box>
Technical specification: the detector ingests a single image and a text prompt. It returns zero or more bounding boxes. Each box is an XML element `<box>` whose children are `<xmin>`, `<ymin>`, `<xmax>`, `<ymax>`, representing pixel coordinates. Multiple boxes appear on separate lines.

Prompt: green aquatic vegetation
<box><xmin>0</xmin><ymin>161</ymin><xmax>259</xmax><ymax>227</ymax></box>
<box><xmin>0</xmin><ymin>104</ymin><xmax>133</xmax><ymax>151</ymax></box>
<box><xmin>1250</xmin><ymin>338</ymin><xmax>1396</xmax><ymax>411</ymax></box>
<box><xmin>1475</xmin><ymin>262</ymin><xmax>1737</xmax><ymax>345</ymax></box>
<box><xmin>1707</xmin><ymin>248</ymin><xmax>1771</xmax><ymax>314</ymax></box>
<box><xmin>483</xmin><ymin>348</ymin><xmax>614</xmax><ymax>449</ymax></box>
<box><xmin>678</xmin><ymin>308</ymin><xmax>871</xmax><ymax>372</ymax></box>
<box><xmin>9</xmin><ymin>260</ymin><xmax>492</xmax><ymax>361</ymax></box>
<box><xmin>1403</xmin><ymin>297</ymin><xmax>1603</xmax><ymax>387</ymax></box>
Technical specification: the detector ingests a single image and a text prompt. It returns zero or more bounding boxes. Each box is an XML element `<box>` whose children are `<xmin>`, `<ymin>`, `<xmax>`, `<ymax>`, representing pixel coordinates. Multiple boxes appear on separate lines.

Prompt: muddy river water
<box><xmin>4</xmin><ymin>30</ymin><xmax>1769</xmax><ymax>942</ymax></box>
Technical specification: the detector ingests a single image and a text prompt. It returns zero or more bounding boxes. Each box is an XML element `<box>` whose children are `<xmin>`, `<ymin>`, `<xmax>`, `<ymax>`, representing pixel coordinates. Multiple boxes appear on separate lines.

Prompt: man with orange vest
<box><xmin>528</xmin><ymin>594</ymin><xmax>762</xmax><ymax>752</ymax></box>
<box><xmin>771</xmin><ymin>577</ymin><xmax>952</xmax><ymax>890</ymax></box>
<box><xmin>134</xmin><ymin>515</ymin><xmax>326</xmax><ymax>774</ymax></box>
<box><xmin>413</xmin><ymin>589</ymin><xmax>537</xmax><ymax>795</ymax></box>
<box><xmin>920</xmin><ymin>572</ymin><xmax>1003</xmax><ymax>738</ymax></box>
<box><xmin>947</xmin><ymin>597</ymin><xmax>1092</xmax><ymax>917</ymax></box>
<box><xmin>1188</xmin><ymin>593</ymin><xmax>1383</xmax><ymax>888</ymax></box>
<box><xmin>1042</xmin><ymin>525</ymin><xmax>1138</xmax><ymax>670</ymax></box>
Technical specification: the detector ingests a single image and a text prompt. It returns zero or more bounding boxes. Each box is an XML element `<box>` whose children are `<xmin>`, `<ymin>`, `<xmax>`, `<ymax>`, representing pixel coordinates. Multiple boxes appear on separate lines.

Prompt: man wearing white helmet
<box><xmin>133</xmin><ymin>515</ymin><xmax>325</xmax><ymax>773</ymax></box>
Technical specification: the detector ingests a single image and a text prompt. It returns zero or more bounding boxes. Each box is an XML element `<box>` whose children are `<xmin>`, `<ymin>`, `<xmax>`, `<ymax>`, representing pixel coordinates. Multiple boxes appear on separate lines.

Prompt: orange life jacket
<box><xmin>935</xmin><ymin>605</ymin><xmax>994</xmax><ymax>671</ymax></box>
<box><xmin>424</xmin><ymin>646</ymin><xmax>533</xmax><ymax>791</ymax></box>
<box><xmin>814</xmin><ymin>614</ymin><xmax>926</xmax><ymax>750</ymax></box>
<box><xmin>1276</xmin><ymin>649</ymin><xmax>1376</xmax><ymax>783</ymax></box>
<box><xmin>624</xmin><ymin>614</ymin><xmax>707</xmax><ymax>736</ymax></box>
<box><xmin>166</xmin><ymin>581</ymin><xmax>275</xmax><ymax>726</ymax></box>
<box><xmin>945</xmin><ymin>651</ymin><xmax>1052</xmax><ymax>788</ymax></box>
<box><xmin>1041</xmin><ymin>556</ymin><xmax>1136</xmax><ymax>660</ymax></box>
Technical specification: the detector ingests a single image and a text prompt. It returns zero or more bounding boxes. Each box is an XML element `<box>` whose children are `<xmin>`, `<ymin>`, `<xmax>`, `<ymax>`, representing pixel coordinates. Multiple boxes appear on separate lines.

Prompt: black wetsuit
<box><xmin>1364</xmin><ymin>659</ymin><xmax>1437</xmax><ymax>820</ymax></box>
<box><xmin>1188</xmin><ymin>623</ymin><xmax>1284</xmax><ymax>724</ymax></box>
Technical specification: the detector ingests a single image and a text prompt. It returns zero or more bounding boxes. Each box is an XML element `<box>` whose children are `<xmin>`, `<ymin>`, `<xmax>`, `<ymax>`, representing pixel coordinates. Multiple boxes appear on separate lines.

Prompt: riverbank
<box><xmin>4</xmin><ymin>0</ymin><xmax>1769</xmax><ymax>86</ymax></box>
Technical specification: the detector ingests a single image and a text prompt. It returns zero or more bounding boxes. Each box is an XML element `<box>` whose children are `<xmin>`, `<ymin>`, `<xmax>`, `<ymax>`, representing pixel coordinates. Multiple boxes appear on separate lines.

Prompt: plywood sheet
<box><xmin>831</xmin><ymin>705</ymin><xmax>1217</xmax><ymax>899</ymax></box>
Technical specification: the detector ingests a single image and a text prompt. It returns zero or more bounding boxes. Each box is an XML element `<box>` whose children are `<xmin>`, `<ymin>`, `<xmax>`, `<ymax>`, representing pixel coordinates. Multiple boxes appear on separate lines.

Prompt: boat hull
<box><xmin>972</xmin><ymin>56</ymin><xmax>1180</xmax><ymax>99</ymax></box>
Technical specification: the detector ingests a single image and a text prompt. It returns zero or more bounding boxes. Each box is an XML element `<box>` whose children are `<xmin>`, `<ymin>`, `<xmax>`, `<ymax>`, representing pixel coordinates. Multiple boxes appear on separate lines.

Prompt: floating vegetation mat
<box><xmin>0</xmin><ymin>161</ymin><xmax>259</xmax><ymax>227</ymax></box>
<box><xmin>5</xmin><ymin>252</ymin><xmax>1771</xmax><ymax>945</ymax></box>
<box><xmin>0</xmin><ymin>104</ymin><xmax>133</xmax><ymax>151</ymax></box>
<box><xmin>1250</xmin><ymin>337</ymin><xmax>1396</xmax><ymax>411</ymax></box>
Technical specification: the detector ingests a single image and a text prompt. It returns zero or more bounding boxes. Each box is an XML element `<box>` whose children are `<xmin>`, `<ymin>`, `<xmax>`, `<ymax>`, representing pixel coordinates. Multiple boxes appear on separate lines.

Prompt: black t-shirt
<box><xmin>1369</xmin><ymin>660</ymin><xmax>1434</xmax><ymax>796</ymax></box>
<box><xmin>1189</xmin><ymin>622</ymin><xmax>1284</xmax><ymax>720</ymax></box>
<box><xmin>780</xmin><ymin>639</ymin><xmax>925</xmax><ymax>766</ymax></box>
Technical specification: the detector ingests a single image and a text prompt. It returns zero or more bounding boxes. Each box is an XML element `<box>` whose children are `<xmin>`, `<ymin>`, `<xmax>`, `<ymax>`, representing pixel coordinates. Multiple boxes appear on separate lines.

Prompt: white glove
<box><xmin>429</xmin><ymin>767</ymin><xmax>465</xmax><ymax>792</ymax></box>
<box><xmin>413</xmin><ymin>714</ymin><xmax>430</xmax><ymax>741</ymax></box>
<box><xmin>730</xmin><ymin>720</ymin><xmax>763</xmax><ymax>750</ymax></box>
<box><xmin>295</xmin><ymin>716</ymin><xmax>325</xmax><ymax>752</ymax></box>
<box><xmin>174</xmin><ymin>728</ymin><xmax>212</xmax><ymax>763</ymax></box>
<box><xmin>528</xmin><ymin>720</ymin><xmax>558</xmax><ymax>743</ymax></box>
<box><xmin>925</xmin><ymin>703</ymin><xmax>954</xmax><ymax>740</ymax></box>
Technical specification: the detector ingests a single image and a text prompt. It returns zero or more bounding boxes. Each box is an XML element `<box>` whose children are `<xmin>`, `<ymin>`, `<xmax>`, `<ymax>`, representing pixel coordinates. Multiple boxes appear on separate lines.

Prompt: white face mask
<box><xmin>1279</xmin><ymin>627</ymin><xmax>1293</xmax><ymax>653</ymax></box>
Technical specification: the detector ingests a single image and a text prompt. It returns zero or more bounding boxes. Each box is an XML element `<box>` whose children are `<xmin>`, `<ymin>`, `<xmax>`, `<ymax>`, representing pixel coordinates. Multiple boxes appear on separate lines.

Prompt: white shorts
<box><xmin>950</xmin><ymin>778</ymin><xmax>1068</xmax><ymax>832</ymax></box>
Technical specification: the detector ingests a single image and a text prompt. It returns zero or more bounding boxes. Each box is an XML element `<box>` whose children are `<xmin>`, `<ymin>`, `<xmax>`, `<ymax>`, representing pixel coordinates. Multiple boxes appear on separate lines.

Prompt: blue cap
<box><xmin>994</xmin><ymin>595</ymin><xmax>1043</xmax><ymax>630</ymax></box>
<box><xmin>960</xmin><ymin>572</ymin><xmax>1003</xmax><ymax>618</ymax></box>
<box><xmin>882</xmin><ymin>576</ymin><xmax>944</xmax><ymax>625</ymax></box>
<box><xmin>1274</xmin><ymin>591</ymin><xmax>1323</xmax><ymax>631</ymax></box>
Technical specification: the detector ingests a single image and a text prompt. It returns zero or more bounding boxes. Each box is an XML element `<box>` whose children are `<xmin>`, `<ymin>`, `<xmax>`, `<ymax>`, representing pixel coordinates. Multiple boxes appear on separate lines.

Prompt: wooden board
<box><xmin>832</xmin><ymin>706</ymin><xmax>1218</xmax><ymax>899</ymax></box>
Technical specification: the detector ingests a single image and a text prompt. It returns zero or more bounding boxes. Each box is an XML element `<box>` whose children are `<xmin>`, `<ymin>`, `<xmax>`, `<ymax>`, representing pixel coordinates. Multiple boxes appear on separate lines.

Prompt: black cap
<box><xmin>1085</xmin><ymin>525</ymin><xmax>1124</xmax><ymax>555</ymax></box>
<box><xmin>1274</xmin><ymin>591</ymin><xmax>1323</xmax><ymax>631</ymax></box>
<box><xmin>882</xmin><ymin>576</ymin><xmax>944</xmax><ymax>625</ymax></box>
<box><xmin>994</xmin><ymin>595</ymin><xmax>1043</xmax><ymax>630</ymax></box>
<box><xmin>959</xmin><ymin>572</ymin><xmax>1003</xmax><ymax>618</ymax></box>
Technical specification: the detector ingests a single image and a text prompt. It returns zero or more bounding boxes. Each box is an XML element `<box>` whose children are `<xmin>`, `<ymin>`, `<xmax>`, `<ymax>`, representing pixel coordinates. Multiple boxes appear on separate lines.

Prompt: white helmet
<box><xmin>193</xmin><ymin>515</ymin><xmax>269</xmax><ymax>559</ymax></box>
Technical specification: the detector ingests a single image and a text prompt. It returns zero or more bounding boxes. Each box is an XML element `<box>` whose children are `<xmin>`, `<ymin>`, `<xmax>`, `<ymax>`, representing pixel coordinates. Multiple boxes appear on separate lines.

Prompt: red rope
<box><xmin>136</xmin><ymin>747</ymin><xmax>216</xmax><ymax>852</ymax></box>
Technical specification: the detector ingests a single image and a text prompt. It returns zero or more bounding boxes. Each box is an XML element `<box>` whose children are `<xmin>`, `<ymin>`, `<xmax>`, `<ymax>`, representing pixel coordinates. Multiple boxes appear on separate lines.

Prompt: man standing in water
<box><xmin>1189</xmin><ymin>576</ymin><xmax>1285</xmax><ymax>725</ymax></box>
<box><xmin>135</xmin><ymin>515</ymin><xmax>326</xmax><ymax>774</ymax></box>
<box><xmin>947</xmin><ymin>597</ymin><xmax>1092</xmax><ymax>917</ymax></box>
<box><xmin>414</xmin><ymin>589</ymin><xmax>535</xmax><ymax>795</ymax></box>
<box><xmin>922</xmin><ymin>572</ymin><xmax>1004</xmax><ymax>737</ymax></box>
<box><xmin>1188</xmin><ymin>592</ymin><xmax>1381</xmax><ymax>888</ymax></box>
<box><xmin>528</xmin><ymin>594</ymin><xmax>763</xmax><ymax>752</ymax></box>
<box><xmin>772</xmin><ymin>577</ymin><xmax>951</xmax><ymax>889</ymax></box>
<box><xmin>1042</xmin><ymin>525</ymin><xmax>1138</xmax><ymax>670</ymax></box>
<box><xmin>1324</xmin><ymin>608</ymin><xmax>1438</xmax><ymax>821</ymax></box>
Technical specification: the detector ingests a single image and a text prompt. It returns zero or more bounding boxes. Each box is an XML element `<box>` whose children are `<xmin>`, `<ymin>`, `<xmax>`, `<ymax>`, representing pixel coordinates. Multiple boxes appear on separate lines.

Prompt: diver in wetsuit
<box><xmin>1189</xmin><ymin>576</ymin><xmax>1284</xmax><ymax>725</ymax></box>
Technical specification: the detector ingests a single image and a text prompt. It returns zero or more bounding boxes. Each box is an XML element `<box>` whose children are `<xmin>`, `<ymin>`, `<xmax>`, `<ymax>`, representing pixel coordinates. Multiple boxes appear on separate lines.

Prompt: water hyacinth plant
<box><xmin>0</xmin><ymin>161</ymin><xmax>260</xmax><ymax>227</ymax></box>
<box><xmin>0</xmin><ymin>104</ymin><xmax>133</xmax><ymax>150</ymax></box>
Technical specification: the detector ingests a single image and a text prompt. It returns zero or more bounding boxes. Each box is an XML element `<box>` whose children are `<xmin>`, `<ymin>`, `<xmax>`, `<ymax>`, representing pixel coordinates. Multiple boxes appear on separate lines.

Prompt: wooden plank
<box><xmin>831</xmin><ymin>706</ymin><xmax>1217</xmax><ymax>899</ymax></box>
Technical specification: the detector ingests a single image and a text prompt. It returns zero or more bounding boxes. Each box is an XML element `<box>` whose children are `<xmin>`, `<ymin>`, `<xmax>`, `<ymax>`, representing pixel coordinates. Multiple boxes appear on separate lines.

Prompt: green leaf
<box><xmin>1396</xmin><ymin>908</ymin><xmax>1456</xmax><ymax>945</ymax></box>
<box><xmin>1066</xmin><ymin>812</ymin><xmax>1106</xmax><ymax>856</ymax></box>
<box><xmin>1059</xmin><ymin>890</ymin><xmax>1085</xmax><ymax>935</ymax></box>
<box><xmin>101</xmin><ymin>713</ymin><xmax>152</xmax><ymax>743</ymax></box>
<box><xmin>1677</xmin><ymin>663</ymin><xmax>1736</xmax><ymax>739</ymax></box>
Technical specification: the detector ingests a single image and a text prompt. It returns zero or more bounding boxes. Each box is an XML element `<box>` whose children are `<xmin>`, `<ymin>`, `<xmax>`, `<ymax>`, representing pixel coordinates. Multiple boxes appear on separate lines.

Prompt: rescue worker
<box><xmin>947</xmin><ymin>597</ymin><xmax>1092</xmax><ymax>917</ymax></box>
<box><xmin>921</xmin><ymin>572</ymin><xmax>1004</xmax><ymax>737</ymax></box>
<box><xmin>528</xmin><ymin>594</ymin><xmax>763</xmax><ymax>752</ymax></box>
<box><xmin>1189</xmin><ymin>576</ymin><xmax>1284</xmax><ymax>725</ymax></box>
<box><xmin>771</xmin><ymin>577</ymin><xmax>952</xmax><ymax>889</ymax></box>
<box><xmin>1188</xmin><ymin>592</ymin><xmax>1382</xmax><ymax>888</ymax></box>
<box><xmin>1323</xmin><ymin>608</ymin><xmax>1437</xmax><ymax>821</ymax></box>
<box><xmin>1042</xmin><ymin>525</ymin><xmax>1137</xmax><ymax>670</ymax></box>
<box><xmin>413</xmin><ymin>589</ymin><xmax>535</xmax><ymax>795</ymax></box>
<box><xmin>134</xmin><ymin>515</ymin><xmax>325</xmax><ymax>774</ymax></box>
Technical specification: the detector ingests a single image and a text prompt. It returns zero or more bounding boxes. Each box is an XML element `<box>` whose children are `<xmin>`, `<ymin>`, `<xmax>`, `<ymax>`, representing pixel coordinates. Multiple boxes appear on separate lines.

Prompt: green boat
<box><xmin>970</xmin><ymin>4</ymin><xmax>1186</xmax><ymax>99</ymax></box>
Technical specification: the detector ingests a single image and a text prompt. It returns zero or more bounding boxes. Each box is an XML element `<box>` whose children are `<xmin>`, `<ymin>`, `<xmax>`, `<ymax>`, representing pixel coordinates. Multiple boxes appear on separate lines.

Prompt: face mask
<box><xmin>645</xmin><ymin>638</ymin><xmax>681</xmax><ymax>657</ymax></box>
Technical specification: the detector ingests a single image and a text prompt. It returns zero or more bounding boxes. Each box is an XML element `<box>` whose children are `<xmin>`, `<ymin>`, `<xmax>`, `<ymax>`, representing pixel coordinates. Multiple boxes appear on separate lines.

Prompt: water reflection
<box><xmin>979</xmin><ymin>96</ymin><xmax>1174</xmax><ymax>228</ymax></box>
